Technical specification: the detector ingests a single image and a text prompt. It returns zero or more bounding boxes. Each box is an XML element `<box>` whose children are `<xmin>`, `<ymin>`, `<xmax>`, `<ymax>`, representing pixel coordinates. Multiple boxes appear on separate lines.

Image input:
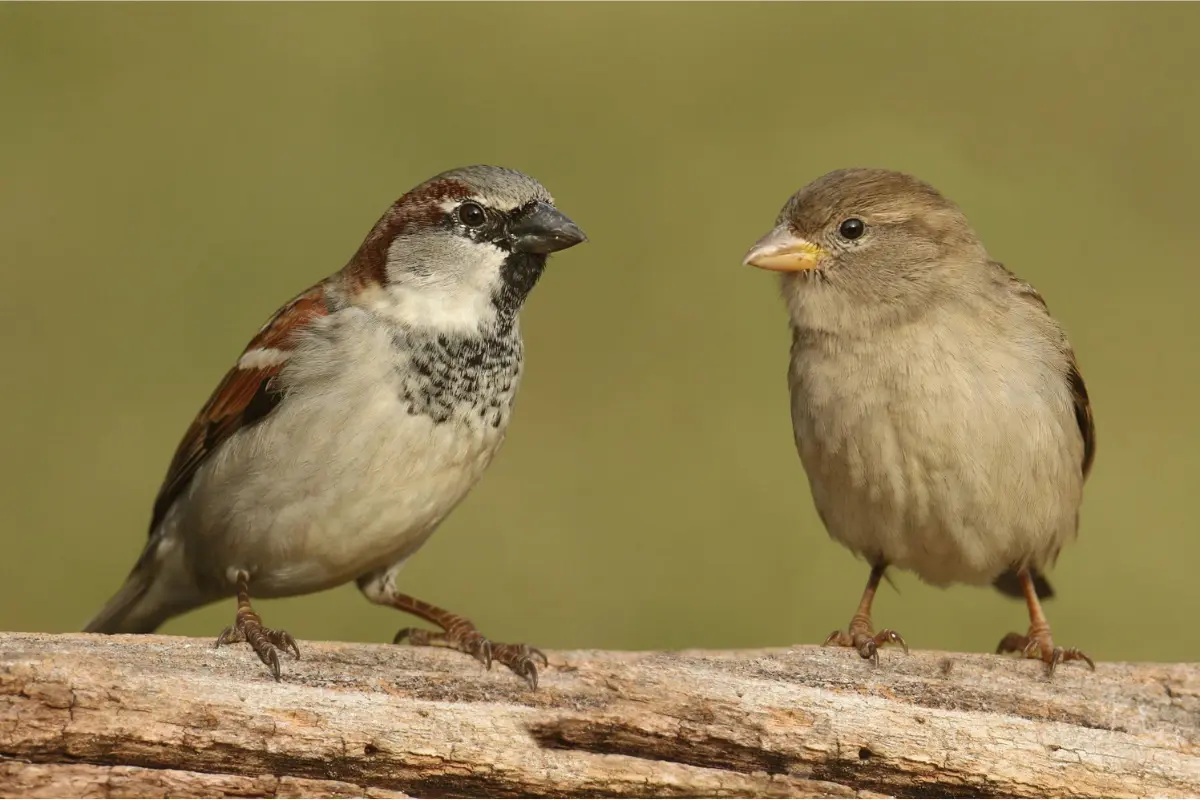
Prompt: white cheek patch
<box><xmin>383</xmin><ymin>234</ymin><xmax>508</xmax><ymax>333</ymax></box>
<box><xmin>238</xmin><ymin>347</ymin><xmax>290</xmax><ymax>370</ymax></box>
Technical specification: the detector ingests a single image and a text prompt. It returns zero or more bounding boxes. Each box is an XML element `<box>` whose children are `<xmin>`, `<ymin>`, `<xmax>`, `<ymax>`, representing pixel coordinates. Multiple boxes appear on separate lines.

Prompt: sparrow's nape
<box><xmin>822</xmin><ymin>564</ymin><xmax>908</xmax><ymax>665</ymax></box>
<box><xmin>214</xmin><ymin>571</ymin><xmax>300</xmax><ymax>681</ymax></box>
<box><xmin>996</xmin><ymin>568</ymin><xmax>1094</xmax><ymax>677</ymax></box>
<box><xmin>375</xmin><ymin>591</ymin><xmax>548</xmax><ymax>690</ymax></box>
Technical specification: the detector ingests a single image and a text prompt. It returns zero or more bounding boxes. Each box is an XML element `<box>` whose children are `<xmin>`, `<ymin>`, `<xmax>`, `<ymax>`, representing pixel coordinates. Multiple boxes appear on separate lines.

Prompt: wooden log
<box><xmin>0</xmin><ymin>632</ymin><xmax>1196</xmax><ymax>798</ymax></box>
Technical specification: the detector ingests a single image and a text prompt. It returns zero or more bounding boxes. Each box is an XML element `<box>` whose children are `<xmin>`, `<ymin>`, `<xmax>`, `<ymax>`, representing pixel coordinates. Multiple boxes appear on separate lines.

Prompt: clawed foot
<box><xmin>997</xmin><ymin>629</ymin><xmax>1094</xmax><ymax>677</ymax></box>
<box><xmin>395</xmin><ymin>626</ymin><xmax>548</xmax><ymax>690</ymax></box>
<box><xmin>823</xmin><ymin>565</ymin><xmax>907</xmax><ymax>666</ymax></box>
<box><xmin>823</xmin><ymin>626</ymin><xmax>908</xmax><ymax>666</ymax></box>
<box><xmin>216</xmin><ymin>612</ymin><xmax>300</xmax><ymax>682</ymax></box>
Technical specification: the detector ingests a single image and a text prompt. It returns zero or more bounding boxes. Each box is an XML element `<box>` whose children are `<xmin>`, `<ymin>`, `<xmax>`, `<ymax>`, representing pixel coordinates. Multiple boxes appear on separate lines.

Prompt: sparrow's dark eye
<box><xmin>838</xmin><ymin>218</ymin><xmax>865</xmax><ymax>240</ymax></box>
<box><xmin>458</xmin><ymin>202</ymin><xmax>486</xmax><ymax>228</ymax></box>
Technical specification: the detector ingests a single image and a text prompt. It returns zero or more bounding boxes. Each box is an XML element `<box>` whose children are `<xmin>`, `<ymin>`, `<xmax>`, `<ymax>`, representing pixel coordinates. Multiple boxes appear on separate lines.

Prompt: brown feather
<box><xmin>990</xmin><ymin>263</ymin><xmax>1096</xmax><ymax>600</ymax></box>
<box><xmin>993</xmin><ymin>262</ymin><xmax>1095</xmax><ymax>480</ymax></box>
<box><xmin>993</xmin><ymin>567</ymin><xmax>1056</xmax><ymax>600</ymax></box>
<box><xmin>149</xmin><ymin>283</ymin><xmax>331</xmax><ymax>533</ymax></box>
<box><xmin>1068</xmin><ymin>357</ymin><xmax>1096</xmax><ymax>479</ymax></box>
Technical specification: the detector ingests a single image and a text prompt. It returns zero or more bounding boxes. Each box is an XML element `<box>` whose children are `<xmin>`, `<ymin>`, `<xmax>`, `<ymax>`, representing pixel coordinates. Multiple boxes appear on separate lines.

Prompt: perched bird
<box><xmin>743</xmin><ymin>168</ymin><xmax>1095</xmax><ymax>675</ymax></box>
<box><xmin>86</xmin><ymin>165</ymin><xmax>587</xmax><ymax>688</ymax></box>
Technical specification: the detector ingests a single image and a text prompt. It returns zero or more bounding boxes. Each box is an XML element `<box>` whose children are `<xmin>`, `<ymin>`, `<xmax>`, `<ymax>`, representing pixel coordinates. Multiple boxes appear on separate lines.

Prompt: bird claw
<box><xmin>262</xmin><ymin>646</ymin><xmax>281</xmax><ymax>682</ymax></box>
<box><xmin>824</xmin><ymin>627</ymin><xmax>907</xmax><ymax>666</ymax></box>
<box><xmin>267</xmin><ymin>627</ymin><xmax>301</xmax><ymax>660</ymax></box>
<box><xmin>493</xmin><ymin>644</ymin><xmax>548</xmax><ymax>690</ymax></box>
<box><xmin>216</xmin><ymin>625</ymin><xmax>241</xmax><ymax>647</ymax></box>
<box><xmin>395</xmin><ymin>626</ymin><xmax>494</xmax><ymax>669</ymax></box>
<box><xmin>394</xmin><ymin>626</ymin><xmax>546</xmax><ymax>689</ymax></box>
<box><xmin>215</xmin><ymin>616</ymin><xmax>299</xmax><ymax>682</ymax></box>
<box><xmin>997</xmin><ymin>630</ymin><xmax>1094</xmax><ymax>678</ymax></box>
<box><xmin>876</xmin><ymin>629</ymin><xmax>909</xmax><ymax>655</ymax></box>
<box><xmin>465</xmin><ymin>632</ymin><xmax>493</xmax><ymax>670</ymax></box>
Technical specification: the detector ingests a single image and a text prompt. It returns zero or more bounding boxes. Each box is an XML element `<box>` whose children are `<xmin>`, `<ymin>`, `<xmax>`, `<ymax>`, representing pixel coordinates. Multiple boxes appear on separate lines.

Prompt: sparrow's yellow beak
<box><xmin>742</xmin><ymin>226</ymin><xmax>826</xmax><ymax>272</ymax></box>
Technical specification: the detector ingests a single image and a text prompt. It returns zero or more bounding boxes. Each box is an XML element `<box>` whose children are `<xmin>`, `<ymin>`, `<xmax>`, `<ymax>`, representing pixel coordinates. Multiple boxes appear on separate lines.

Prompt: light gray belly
<box><xmin>173</xmin><ymin>386</ymin><xmax>507</xmax><ymax>597</ymax></box>
<box><xmin>789</xmin><ymin>332</ymin><xmax>1082</xmax><ymax>587</ymax></box>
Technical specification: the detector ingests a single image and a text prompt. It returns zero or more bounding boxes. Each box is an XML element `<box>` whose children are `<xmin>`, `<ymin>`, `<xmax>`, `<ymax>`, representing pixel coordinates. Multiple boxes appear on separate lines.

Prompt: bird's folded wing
<box><xmin>994</xmin><ymin>261</ymin><xmax>1096</xmax><ymax>479</ymax></box>
<box><xmin>148</xmin><ymin>283</ymin><xmax>331</xmax><ymax>533</ymax></box>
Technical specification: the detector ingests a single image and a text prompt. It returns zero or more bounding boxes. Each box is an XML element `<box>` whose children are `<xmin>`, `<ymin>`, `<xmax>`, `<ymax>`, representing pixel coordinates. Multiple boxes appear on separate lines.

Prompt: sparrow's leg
<box><xmin>996</xmin><ymin>568</ymin><xmax>1094</xmax><ymax>677</ymax></box>
<box><xmin>357</xmin><ymin>569</ymin><xmax>547</xmax><ymax>690</ymax></box>
<box><xmin>823</xmin><ymin>563</ymin><xmax>908</xmax><ymax>665</ymax></box>
<box><xmin>214</xmin><ymin>570</ymin><xmax>300</xmax><ymax>682</ymax></box>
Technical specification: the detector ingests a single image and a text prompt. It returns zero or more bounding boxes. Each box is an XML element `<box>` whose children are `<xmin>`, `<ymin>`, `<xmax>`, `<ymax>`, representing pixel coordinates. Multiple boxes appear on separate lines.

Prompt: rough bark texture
<box><xmin>0</xmin><ymin>632</ymin><xmax>1196</xmax><ymax>798</ymax></box>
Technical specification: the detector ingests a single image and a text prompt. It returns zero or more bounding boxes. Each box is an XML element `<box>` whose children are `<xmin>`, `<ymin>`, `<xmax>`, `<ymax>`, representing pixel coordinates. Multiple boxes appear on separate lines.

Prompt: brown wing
<box><xmin>993</xmin><ymin>262</ymin><xmax>1096</xmax><ymax>479</ymax></box>
<box><xmin>1066</xmin><ymin>356</ymin><xmax>1096</xmax><ymax>479</ymax></box>
<box><xmin>994</xmin><ymin>356</ymin><xmax>1094</xmax><ymax>602</ymax></box>
<box><xmin>990</xmin><ymin>263</ymin><xmax>1097</xmax><ymax>601</ymax></box>
<box><xmin>148</xmin><ymin>283</ymin><xmax>331</xmax><ymax>533</ymax></box>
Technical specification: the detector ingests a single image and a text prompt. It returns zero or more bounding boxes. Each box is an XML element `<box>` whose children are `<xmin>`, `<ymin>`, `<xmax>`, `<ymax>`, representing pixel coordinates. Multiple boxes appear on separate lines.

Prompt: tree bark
<box><xmin>0</xmin><ymin>632</ymin><xmax>1196</xmax><ymax>798</ymax></box>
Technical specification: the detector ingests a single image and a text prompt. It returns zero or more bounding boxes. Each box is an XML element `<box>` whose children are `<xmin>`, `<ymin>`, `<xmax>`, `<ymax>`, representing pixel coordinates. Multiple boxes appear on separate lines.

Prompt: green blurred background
<box><xmin>2</xmin><ymin>3</ymin><xmax>1197</xmax><ymax>664</ymax></box>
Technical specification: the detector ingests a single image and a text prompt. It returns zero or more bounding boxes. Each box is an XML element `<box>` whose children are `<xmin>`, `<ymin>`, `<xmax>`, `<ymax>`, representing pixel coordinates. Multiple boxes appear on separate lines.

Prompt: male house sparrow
<box><xmin>86</xmin><ymin>165</ymin><xmax>586</xmax><ymax>688</ymax></box>
<box><xmin>743</xmin><ymin>168</ymin><xmax>1095</xmax><ymax>675</ymax></box>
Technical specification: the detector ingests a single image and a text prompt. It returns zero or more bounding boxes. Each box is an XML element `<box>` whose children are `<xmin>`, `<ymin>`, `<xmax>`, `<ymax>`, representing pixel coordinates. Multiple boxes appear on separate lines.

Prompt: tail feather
<box><xmin>993</xmin><ymin>568</ymin><xmax>1055</xmax><ymax>601</ymax></box>
<box><xmin>84</xmin><ymin>565</ymin><xmax>166</xmax><ymax>634</ymax></box>
<box><xmin>84</xmin><ymin>538</ymin><xmax>194</xmax><ymax>634</ymax></box>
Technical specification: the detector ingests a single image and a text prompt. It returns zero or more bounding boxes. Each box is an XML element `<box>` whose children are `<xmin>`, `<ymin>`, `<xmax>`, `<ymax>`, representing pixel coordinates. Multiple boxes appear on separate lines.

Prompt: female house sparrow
<box><xmin>85</xmin><ymin>165</ymin><xmax>586</xmax><ymax>688</ymax></box>
<box><xmin>743</xmin><ymin>168</ymin><xmax>1095</xmax><ymax>676</ymax></box>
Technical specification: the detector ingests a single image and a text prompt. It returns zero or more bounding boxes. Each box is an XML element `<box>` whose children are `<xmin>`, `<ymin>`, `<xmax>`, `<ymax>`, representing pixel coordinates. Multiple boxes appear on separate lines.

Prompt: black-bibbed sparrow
<box><xmin>86</xmin><ymin>165</ymin><xmax>587</xmax><ymax>688</ymax></box>
<box><xmin>744</xmin><ymin>168</ymin><xmax>1095</xmax><ymax>676</ymax></box>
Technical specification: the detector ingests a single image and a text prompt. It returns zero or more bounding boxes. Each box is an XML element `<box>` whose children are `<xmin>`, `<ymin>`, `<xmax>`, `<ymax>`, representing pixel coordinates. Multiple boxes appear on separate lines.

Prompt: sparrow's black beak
<box><xmin>508</xmin><ymin>202</ymin><xmax>587</xmax><ymax>254</ymax></box>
